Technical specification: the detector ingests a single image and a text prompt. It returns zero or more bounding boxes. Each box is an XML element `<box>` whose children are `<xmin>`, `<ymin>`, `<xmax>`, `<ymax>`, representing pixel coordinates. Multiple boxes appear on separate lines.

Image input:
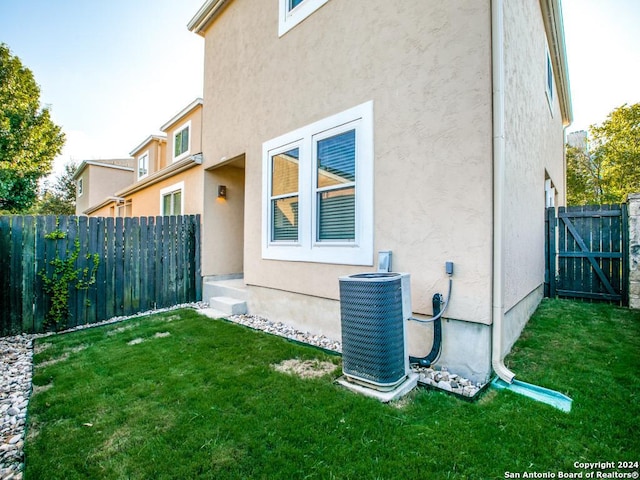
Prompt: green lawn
<box><xmin>25</xmin><ymin>300</ymin><xmax>640</xmax><ymax>479</ymax></box>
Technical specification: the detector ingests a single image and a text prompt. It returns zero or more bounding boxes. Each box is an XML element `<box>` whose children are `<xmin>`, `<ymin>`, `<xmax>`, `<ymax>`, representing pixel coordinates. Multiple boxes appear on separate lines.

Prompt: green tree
<box><xmin>589</xmin><ymin>103</ymin><xmax>640</xmax><ymax>203</ymax></box>
<box><xmin>0</xmin><ymin>43</ymin><xmax>65</xmax><ymax>212</ymax></box>
<box><xmin>565</xmin><ymin>144</ymin><xmax>602</xmax><ymax>205</ymax></box>
<box><xmin>566</xmin><ymin>103</ymin><xmax>640</xmax><ymax>205</ymax></box>
<box><xmin>35</xmin><ymin>161</ymin><xmax>78</xmax><ymax>215</ymax></box>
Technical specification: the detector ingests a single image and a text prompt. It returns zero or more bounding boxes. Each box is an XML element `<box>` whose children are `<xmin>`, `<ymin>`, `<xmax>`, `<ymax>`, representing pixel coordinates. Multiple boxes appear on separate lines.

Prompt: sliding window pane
<box><xmin>317</xmin><ymin>187</ymin><xmax>355</xmax><ymax>241</ymax></box>
<box><xmin>317</xmin><ymin>130</ymin><xmax>355</xmax><ymax>188</ymax></box>
<box><xmin>272</xmin><ymin>197</ymin><xmax>299</xmax><ymax>241</ymax></box>
<box><xmin>272</xmin><ymin>148</ymin><xmax>299</xmax><ymax>197</ymax></box>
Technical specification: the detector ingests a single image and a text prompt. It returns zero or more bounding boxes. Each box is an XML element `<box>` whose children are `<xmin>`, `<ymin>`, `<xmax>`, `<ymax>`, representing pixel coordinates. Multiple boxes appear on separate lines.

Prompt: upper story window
<box><xmin>262</xmin><ymin>101</ymin><xmax>374</xmax><ymax>265</ymax></box>
<box><xmin>278</xmin><ymin>0</ymin><xmax>329</xmax><ymax>37</ymax></box>
<box><xmin>77</xmin><ymin>178</ymin><xmax>83</xmax><ymax>197</ymax></box>
<box><xmin>173</xmin><ymin>121</ymin><xmax>191</xmax><ymax>162</ymax></box>
<box><xmin>138</xmin><ymin>151</ymin><xmax>149</xmax><ymax>180</ymax></box>
<box><xmin>545</xmin><ymin>47</ymin><xmax>554</xmax><ymax>115</ymax></box>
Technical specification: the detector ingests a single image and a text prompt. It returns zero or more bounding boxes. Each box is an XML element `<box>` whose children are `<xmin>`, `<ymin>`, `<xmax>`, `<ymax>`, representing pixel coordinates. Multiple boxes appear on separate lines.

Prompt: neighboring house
<box><xmin>566</xmin><ymin>130</ymin><xmax>589</xmax><ymax>154</ymax></box>
<box><xmin>187</xmin><ymin>0</ymin><xmax>572</xmax><ymax>385</ymax></box>
<box><xmin>78</xmin><ymin>99</ymin><xmax>205</xmax><ymax>218</ymax></box>
<box><xmin>73</xmin><ymin>159</ymin><xmax>135</xmax><ymax>216</ymax></box>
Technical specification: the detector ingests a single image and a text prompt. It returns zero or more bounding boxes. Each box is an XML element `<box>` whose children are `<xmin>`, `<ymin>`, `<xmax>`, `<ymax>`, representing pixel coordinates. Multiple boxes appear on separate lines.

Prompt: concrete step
<box><xmin>203</xmin><ymin>279</ymin><xmax>247</xmax><ymax>303</ymax></box>
<box><xmin>209</xmin><ymin>296</ymin><xmax>247</xmax><ymax>315</ymax></box>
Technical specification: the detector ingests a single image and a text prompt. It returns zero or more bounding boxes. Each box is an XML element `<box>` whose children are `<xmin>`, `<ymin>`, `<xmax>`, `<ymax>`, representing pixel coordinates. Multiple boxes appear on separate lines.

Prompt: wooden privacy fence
<box><xmin>0</xmin><ymin>215</ymin><xmax>201</xmax><ymax>335</ymax></box>
<box><xmin>545</xmin><ymin>205</ymin><xmax>629</xmax><ymax>305</ymax></box>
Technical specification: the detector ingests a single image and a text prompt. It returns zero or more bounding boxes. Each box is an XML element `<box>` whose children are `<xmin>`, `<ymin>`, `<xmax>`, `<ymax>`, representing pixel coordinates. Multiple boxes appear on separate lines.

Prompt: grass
<box><xmin>24</xmin><ymin>300</ymin><xmax>640</xmax><ymax>479</ymax></box>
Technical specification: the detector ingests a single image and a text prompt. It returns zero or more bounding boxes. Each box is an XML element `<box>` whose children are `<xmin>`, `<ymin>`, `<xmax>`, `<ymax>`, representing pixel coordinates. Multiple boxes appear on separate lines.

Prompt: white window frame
<box><xmin>77</xmin><ymin>177</ymin><xmax>83</xmax><ymax>197</ymax></box>
<box><xmin>160</xmin><ymin>181</ymin><xmax>184</xmax><ymax>216</ymax></box>
<box><xmin>278</xmin><ymin>0</ymin><xmax>329</xmax><ymax>37</ymax></box>
<box><xmin>137</xmin><ymin>150</ymin><xmax>149</xmax><ymax>180</ymax></box>
<box><xmin>262</xmin><ymin>101</ymin><xmax>374</xmax><ymax>266</ymax></box>
<box><xmin>172</xmin><ymin>120</ymin><xmax>191</xmax><ymax>162</ymax></box>
<box><xmin>545</xmin><ymin>46</ymin><xmax>554</xmax><ymax>116</ymax></box>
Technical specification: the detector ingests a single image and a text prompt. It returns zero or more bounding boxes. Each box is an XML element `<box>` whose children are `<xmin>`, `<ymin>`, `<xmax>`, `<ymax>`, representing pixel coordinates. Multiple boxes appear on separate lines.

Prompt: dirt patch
<box><xmin>69</xmin><ymin>344</ymin><xmax>89</xmax><ymax>354</ymax></box>
<box><xmin>31</xmin><ymin>383</ymin><xmax>53</xmax><ymax>396</ymax></box>
<box><xmin>38</xmin><ymin>352</ymin><xmax>70</xmax><ymax>368</ymax></box>
<box><xmin>127</xmin><ymin>338</ymin><xmax>145</xmax><ymax>346</ymax></box>
<box><xmin>272</xmin><ymin>359</ymin><xmax>338</xmax><ymax>379</ymax></box>
<box><xmin>106</xmin><ymin>323</ymin><xmax>139</xmax><ymax>336</ymax></box>
<box><xmin>33</xmin><ymin>342</ymin><xmax>52</xmax><ymax>354</ymax></box>
<box><xmin>154</xmin><ymin>332</ymin><xmax>171</xmax><ymax>338</ymax></box>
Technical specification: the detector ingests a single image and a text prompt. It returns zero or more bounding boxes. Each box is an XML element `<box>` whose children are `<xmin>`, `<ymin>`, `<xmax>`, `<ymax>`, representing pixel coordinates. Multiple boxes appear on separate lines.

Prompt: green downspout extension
<box><xmin>491</xmin><ymin>378</ymin><xmax>573</xmax><ymax>413</ymax></box>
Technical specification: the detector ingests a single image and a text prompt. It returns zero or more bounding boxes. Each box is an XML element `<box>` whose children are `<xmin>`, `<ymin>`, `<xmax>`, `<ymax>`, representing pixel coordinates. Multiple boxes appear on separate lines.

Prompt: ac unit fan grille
<box><xmin>339</xmin><ymin>276</ymin><xmax>406</xmax><ymax>386</ymax></box>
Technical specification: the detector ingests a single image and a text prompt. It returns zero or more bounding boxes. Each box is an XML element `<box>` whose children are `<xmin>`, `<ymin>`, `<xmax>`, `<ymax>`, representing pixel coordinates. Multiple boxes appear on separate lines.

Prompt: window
<box><xmin>138</xmin><ymin>151</ymin><xmax>149</xmax><ymax>179</ymax></box>
<box><xmin>172</xmin><ymin>121</ymin><xmax>191</xmax><ymax>161</ymax></box>
<box><xmin>545</xmin><ymin>47</ymin><xmax>554</xmax><ymax>114</ymax></box>
<box><xmin>116</xmin><ymin>200</ymin><xmax>132</xmax><ymax>218</ymax></box>
<box><xmin>278</xmin><ymin>0</ymin><xmax>329</xmax><ymax>37</ymax></box>
<box><xmin>262</xmin><ymin>101</ymin><xmax>373</xmax><ymax>265</ymax></box>
<box><xmin>160</xmin><ymin>182</ymin><xmax>184</xmax><ymax>216</ymax></box>
<box><xmin>270</xmin><ymin>146</ymin><xmax>300</xmax><ymax>241</ymax></box>
<box><xmin>77</xmin><ymin>178</ymin><xmax>83</xmax><ymax>197</ymax></box>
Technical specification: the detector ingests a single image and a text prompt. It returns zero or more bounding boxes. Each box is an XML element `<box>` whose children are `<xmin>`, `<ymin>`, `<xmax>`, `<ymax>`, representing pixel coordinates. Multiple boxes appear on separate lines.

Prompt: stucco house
<box><xmin>188</xmin><ymin>0</ymin><xmax>572</xmax><ymax>385</ymax></box>
<box><xmin>76</xmin><ymin>98</ymin><xmax>205</xmax><ymax>218</ymax></box>
<box><xmin>73</xmin><ymin>159</ymin><xmax>135</xmax><ymax>216</ymax></box>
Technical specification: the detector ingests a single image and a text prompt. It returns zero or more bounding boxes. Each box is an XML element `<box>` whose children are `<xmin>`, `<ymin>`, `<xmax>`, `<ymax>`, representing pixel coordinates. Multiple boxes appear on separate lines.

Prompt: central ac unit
<box><xmin>338</xmin><ymin>272</ymin><xmax>411</xmax><ymax>391</ymax></box>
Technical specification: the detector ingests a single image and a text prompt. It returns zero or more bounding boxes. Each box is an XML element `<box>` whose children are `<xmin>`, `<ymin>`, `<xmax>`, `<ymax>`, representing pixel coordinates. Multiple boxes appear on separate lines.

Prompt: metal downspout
<box><xmin>491</xmin><ymin>0</ymin><xmax>516</xmax><ymax>384</ymax></box>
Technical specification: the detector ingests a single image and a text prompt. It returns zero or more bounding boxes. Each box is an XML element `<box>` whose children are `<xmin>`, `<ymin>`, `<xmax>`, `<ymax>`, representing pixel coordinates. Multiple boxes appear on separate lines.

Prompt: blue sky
<box><xmin>0</xmin><ymin>0</ymin><xmax>204</xmax><ymax>175</ymax></box>
<box><xmin>1</xmin><ymin>0</ymin><xmax>639</xmax><ymax>178</ymax></box>
<box><xmin>562</xmin><ymin>0</ymin><xmax>640</xmax><ymax>132</ymax></box>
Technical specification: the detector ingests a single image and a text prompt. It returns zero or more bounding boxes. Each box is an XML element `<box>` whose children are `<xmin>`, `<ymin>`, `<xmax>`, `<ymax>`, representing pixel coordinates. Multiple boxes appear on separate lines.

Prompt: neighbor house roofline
<box><xmin>81</xmin><ymin>154</ymin><xmax>203</xmax><ymax>215</ymax></box>
<box><xmin>540</xmin><ymin>0</ymin><xmax>572</xmax><ymax>126</ymax></box>
<box><xmin>129</xmin><ymin>135</ymin><xmax>167</xmax><ymax>157</ymax></box>
<box><xmin>72</xmin><ymin>160</ymin><xmax>134</xmax><ymax>181</ymax></box>
<box><xmin>115</xmin><ymin>153</ymin><xmax>203</xmax><ymax>198</ymax></box>
<box><xmin>82</xmin><ymin>196</ymin><xmax>124</xmax><ymax>216</ymax></box>
<box><xmin>188</xmin><ymin>0</ymin><xmax>231</xmax><ymax>36</ymax></box>
<box><xmin>160</xmin><ymin>98</ymin><xmax>204</xmax><ymax>132</ymax></box>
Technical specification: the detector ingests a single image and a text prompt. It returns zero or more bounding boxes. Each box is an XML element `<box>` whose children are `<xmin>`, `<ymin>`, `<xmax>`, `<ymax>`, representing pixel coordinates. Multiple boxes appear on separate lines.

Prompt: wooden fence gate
<box><xmin>545</xmin><ymin>205</ymin><xmax>629</xmax><ymax>305</ymax></box>
<box><xmin>0</xmin><ymin>215</ymin><xmax>201</xmax><ymax>335</ymax></box>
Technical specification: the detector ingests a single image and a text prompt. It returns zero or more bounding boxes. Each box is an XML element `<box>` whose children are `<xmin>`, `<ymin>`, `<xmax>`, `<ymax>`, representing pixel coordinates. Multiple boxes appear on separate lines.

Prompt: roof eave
<box><xmin>160</xmin><ymin>98</ymin><xmax>204</xmax><ymax>132</ymax></box>
<box><xmin>540</xmin><ymin>0</ymin><xmax>573</xmax><ymax>127</ymax></box>
<box><xmin>188</xmin><ymin>0</ymin><xmax>231</xmax><ymax>36</ymax></box>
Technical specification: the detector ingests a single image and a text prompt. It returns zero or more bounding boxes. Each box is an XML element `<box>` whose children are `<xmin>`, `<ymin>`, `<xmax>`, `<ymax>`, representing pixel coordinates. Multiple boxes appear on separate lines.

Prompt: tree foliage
<box><xmin>567</xmin><ymin>103</ymin><xmax>640</xmax><ymax>205</ymax></box>
<box><xmin>566</xmin><ymin>144</ymin><xmax>601</xmax><ymax>205</ymax></box>
<box><xmin>589</xmin><ymin>103</ymin><xmax>640</xmax><ymax>203</ymax></box>
<box><xmin>35</xmin><ymin>162</ymin><xmax>78</xmax><ymax>215</ymax></box>
<box><xmin>0</xmin><ymin>43</ymin><xmax>65</xmax><ymax>212</ymax></box>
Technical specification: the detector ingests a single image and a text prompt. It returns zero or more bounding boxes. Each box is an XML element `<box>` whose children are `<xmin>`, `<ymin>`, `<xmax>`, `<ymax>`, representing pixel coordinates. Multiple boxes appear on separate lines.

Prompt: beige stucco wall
<box><xmin>200</xmin><ymin>0</ymin><xmax>495</xmax><ymax>324</ymax></box>
<box><xmin>76</xmin><ymin>165</ymin><xmax>134</xmax><ymax>215</ymax></box>
<box><xmin>133</xmin><ymin>138</ymin><xmax>166</xmax><ymax>179</ymax></box>
<box><xmin>161</xmin><ymin>105</ymin><xmax>203</xmax><ymax>170</ymax></box>
<box><xmin>204</xmin><ymin>163</ymin><xmax>245</xmax><ymax>275</ymax></box>
<box><xmin>501</xmin><ymin>0</ymin><xmax>567</xmax><ymax>341</ymax></box>
<box><xmin>86</xmin><ymin>202</ymin><xmax>116</xmax><ymax>218</ymax></box>
<box><xmin>123</xmin><ymin>166</ymin><xmax>204</xmax><ymax>217</ymax></box>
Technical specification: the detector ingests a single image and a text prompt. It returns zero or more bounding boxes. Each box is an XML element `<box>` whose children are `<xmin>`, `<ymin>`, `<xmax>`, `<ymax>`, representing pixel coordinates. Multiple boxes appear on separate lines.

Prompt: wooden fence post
<box><xmin>628</xmin><ymin>194</ymin><xmax>640</xmax><ymax>309</ymax></box>
<box><xmin>546</xmin><ymin>207</ymin><xmax>556</xmax><ymax>298</ymax></box>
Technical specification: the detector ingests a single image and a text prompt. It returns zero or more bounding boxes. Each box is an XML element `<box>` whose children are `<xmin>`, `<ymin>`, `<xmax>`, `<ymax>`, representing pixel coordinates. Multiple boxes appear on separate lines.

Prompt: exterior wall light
<box><xmin>218</xmin><ymin>185</ymin><xmax>227</xmax><ymax>198</ymax></box>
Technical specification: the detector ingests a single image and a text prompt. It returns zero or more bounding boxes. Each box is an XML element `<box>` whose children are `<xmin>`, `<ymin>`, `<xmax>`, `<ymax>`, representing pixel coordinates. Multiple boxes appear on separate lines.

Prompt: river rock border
<box><xmin>224</xmin><ymin>314</ymin><xmax>487</xmax><ymax>399</ymax></box>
